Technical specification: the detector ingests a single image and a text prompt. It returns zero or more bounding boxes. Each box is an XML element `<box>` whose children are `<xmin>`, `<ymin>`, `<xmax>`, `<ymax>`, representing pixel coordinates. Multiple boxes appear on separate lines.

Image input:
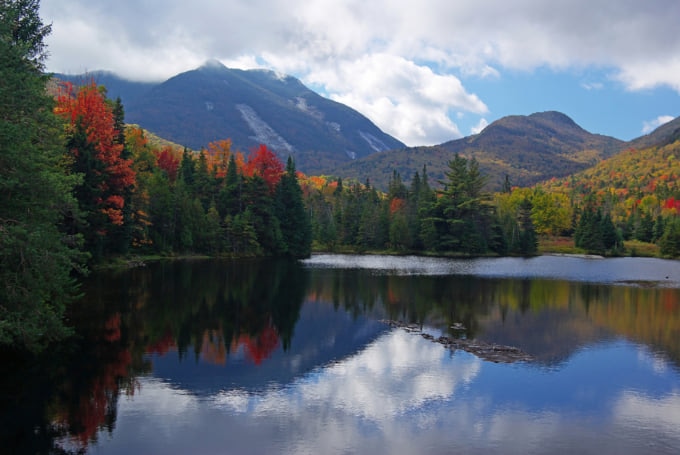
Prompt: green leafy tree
<box><xmin>0</xmin><ymin>0</ymin><xmax>84</xmax><ymax>351</ymax></box>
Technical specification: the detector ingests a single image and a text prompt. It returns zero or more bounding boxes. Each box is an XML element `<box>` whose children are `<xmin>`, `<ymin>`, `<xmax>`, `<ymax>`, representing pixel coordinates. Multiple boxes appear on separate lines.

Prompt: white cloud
<box><xmin>642</xmin><ymin>115</ymin><xmax>675</xmax><ymax>134</ymax></box>
<box><xmin>314</xmin><ymin>54</ymin><xmax>486</xmax><ymax>145</ymax></box>
<box><xmin>471</xmin><ymin>118</ymin><xmax>489</xmax><ymax>135</ymax></box>
<box><xmin>581</xmin><ymin>81</ymin><xmax>604</xmax><ymax>91</ymax></box>
<box><xmin>39</xmin><ymin>0</ymin><xmax>680</xmax><ymax>145</ymax></box>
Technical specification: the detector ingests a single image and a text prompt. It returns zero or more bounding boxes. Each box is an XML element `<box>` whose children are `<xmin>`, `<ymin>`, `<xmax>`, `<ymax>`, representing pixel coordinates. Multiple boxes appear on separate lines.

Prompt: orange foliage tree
<box><xmin>56</xmin><ymin>82</ymin><xmax>136</xmax><ymax>254</ymax></box>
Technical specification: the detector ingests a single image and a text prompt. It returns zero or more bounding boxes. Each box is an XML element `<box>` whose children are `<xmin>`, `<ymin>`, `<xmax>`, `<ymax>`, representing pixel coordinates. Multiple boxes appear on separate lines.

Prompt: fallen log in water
<box><xmin>382</xmin><ymin>320</ymin><xmax>533</xmax><ymax>364</ymax></box>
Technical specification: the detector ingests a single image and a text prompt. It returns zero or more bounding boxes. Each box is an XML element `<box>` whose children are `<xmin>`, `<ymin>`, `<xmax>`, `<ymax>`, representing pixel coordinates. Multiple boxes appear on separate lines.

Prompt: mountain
<box><xmin>628</xmin><ymin>116</ymin><xmax>680</xmax><ymax>150</ymax></box>
<box><xmin>334</xmin><ymin>111</ymin><xmax>625</xmax><ymax>191</ymax></box>
<box><xmin>56</xmin><ymin>61</ymin><xmax>404</xmax><ymax>175</ymax></box>
<box><xmin>539</xmin><ymin>138</ymin><xmax>680</xmax><ymax>202</ymax></box>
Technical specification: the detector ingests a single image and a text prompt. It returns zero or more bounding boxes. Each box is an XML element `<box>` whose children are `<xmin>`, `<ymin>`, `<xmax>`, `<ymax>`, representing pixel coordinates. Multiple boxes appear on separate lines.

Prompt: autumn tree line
<box><xmin>302</xmin><ymin>158</ymin><xmax>680</xmax><ymax>258</ymax></box>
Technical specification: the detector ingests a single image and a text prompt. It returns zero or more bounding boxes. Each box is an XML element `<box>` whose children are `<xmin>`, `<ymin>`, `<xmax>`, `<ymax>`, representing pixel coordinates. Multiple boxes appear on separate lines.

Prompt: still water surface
<box><xmin>2</xmin><ymin>255</ymin><xmax>679</xmax><ymax>454</ymax></box>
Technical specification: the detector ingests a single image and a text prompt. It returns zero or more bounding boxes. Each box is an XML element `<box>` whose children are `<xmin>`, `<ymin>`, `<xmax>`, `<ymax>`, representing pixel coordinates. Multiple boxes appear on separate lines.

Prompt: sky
<box><xmin>40</xmin><ymin>0</ymin><xmax>680</xmax><ymax>147</ymax></box>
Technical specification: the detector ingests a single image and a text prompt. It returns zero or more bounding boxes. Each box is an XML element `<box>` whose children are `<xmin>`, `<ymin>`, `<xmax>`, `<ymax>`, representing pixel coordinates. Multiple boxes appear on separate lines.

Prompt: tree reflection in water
<box><xmin>1</xmin><ymin>256</ymin><xmax>679</xmax><ymax>454</ymax></box>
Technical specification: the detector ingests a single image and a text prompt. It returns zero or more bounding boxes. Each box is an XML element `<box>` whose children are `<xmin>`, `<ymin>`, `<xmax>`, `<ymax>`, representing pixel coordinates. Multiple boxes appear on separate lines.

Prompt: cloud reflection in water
<box><xmin>103</xmin><ymin>330</ymin><xmax>680</xmax><ymax>455</ymax></box>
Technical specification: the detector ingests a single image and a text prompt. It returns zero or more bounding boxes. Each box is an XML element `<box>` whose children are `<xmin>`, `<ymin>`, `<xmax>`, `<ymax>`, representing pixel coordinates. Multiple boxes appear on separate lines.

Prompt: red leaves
<box><xmin>55</xmin><ymin>81</ymin><xmax>136</xmax><ymax>226</ymax></box>
<box><xmin>156</xmin><ymin>146</ymin><xmax>180</xmax><ymax>183</ymax></box>
<box><xmin>664</xmin><ymin>197</ymin><xmax>680</xmax><ymax>213</ymax></box>
<box><xmin>389</xmin><ymin>197</ymin><xmax>406</xmax><ymax>214</ymax></box>
<box><xmin>236</xmin><ymin>325</ymin><xmax>279</xmax><ymax>365</ymax></box>
<box><xmin>243</xmin><ymin>144</ymin><xmax>284</xmax><ymax>192</ymax></box>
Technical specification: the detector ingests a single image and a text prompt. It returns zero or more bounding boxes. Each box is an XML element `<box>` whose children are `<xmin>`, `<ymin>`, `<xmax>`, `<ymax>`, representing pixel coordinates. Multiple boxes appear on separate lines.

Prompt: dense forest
<box><xmin>0</xmin><ymin>0</ymin><xmax>311</xmax><ymax>351</ymax></box>
<box><xmin>300</xmin><ymin>140</ymin><xmax>680</xmax><ymax>259</ymax></box>
<box><xmin>1</xmin><ymin>0</ymin><xmax>679</xmax><ymax>352</ymax></box>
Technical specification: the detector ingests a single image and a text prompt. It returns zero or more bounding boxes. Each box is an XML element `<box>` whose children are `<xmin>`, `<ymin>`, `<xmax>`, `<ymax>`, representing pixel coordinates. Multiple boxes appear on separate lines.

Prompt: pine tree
<box><xmin>0</xmin><ymin>0</ymin><xmax>84</xmax><ymax>350</ymax></box>
<box><xmin>636</xmin><ymin>212</ymin><xmax>655</xmax><ymax>243</ymax></box>
<box><xmin>428</xmin><ymin>154</ymin><xmax>492</xmax><ymax>253</ymax></box>
<box><xmin>109</xmin><ymin>97</ymin><xmax>134</xmax><ymax>254</ymax></box>
<box><xmin>515</xmin><ymin>197</ymin><xmax>538</xmax><ymax>255</ymax></box>
<box><xmin>275</xmin><ymin>157</ymin><xmax>312</xmax><ymax>258</ymax></box>
<box><xmin>659</xmin><ymin>217</ymin><xmax>680</xmax><ymax>258</ymax></box>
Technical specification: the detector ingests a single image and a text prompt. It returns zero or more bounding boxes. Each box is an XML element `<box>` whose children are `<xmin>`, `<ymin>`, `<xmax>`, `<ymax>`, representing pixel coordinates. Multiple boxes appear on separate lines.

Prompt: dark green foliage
<box><xmin>307</xmin><ymin>156</ymin><xmax>505</xmax><ymax>256</ymax></box>
<box><xmin>659</xmin><ymin>217</ymin><xmax>680</xmax><ymax>258</ymax></box>
<box><xmin>575</xmin><ymin>206</ymin><xmax>620</xmax><ymax>254</ymax></box>
<box><xmin>217</xmin><ymin>154</ymin><xmax>242</xmax><ymax>218</ymax></box>
<box><xmin>275</xmin><ymin>157</ymin><xmax>312</xmax><ymax>258</ymax></box>
<box><xmin>636</xmin><ymin>212</ymin><xmax>655</xmax><ymax>243</ymax></box>
<box><xmin>109</xmin><ymin>98</ymin><xmax>134</xmax><ymax>255</ymax></box>
<box><xmin>513</xmin><ymin>198</ymin><xmax>538</xmax><ymax>256</ymax></box>
<box><xmin>0</xmin><ymin>0</ymin><xmax>83</xmax><ymax>351</ymax></box>
<box><xmin>243</xmin><ymin>175</ymin><xmax>284</xmax><ymax>255</ymax></box>
<box><xmin>424</xmin><ymin>155</ymin><xmax>495</xmax><ymax>254</ymax></box>
<box><xmin>653</xmin><ymin>215</ymin><xmax>665</xmax><ymax>243</ymax></box>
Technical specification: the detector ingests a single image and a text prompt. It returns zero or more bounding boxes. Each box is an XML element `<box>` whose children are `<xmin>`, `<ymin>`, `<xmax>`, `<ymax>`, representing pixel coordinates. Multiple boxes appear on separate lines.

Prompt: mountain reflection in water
<box><xmin>0</xmin><ymin>255</ymin><xmax>678</xmax><ymax>454</ymax></box>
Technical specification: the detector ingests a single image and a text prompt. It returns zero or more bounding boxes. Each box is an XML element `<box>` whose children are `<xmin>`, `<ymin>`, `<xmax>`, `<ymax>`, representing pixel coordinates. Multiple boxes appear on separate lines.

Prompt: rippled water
<box><xmin>2</xmin><ymin>255</ymin><xmax>679</xmax><ymax>454</ymax></box>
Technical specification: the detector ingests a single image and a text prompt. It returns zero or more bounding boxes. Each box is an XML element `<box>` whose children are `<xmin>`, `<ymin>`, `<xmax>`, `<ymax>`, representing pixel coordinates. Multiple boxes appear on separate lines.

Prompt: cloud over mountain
<box><xmin>42</xmin><ymin>0</ymin><xmax>680</xmax><ymax>145</ymax></box>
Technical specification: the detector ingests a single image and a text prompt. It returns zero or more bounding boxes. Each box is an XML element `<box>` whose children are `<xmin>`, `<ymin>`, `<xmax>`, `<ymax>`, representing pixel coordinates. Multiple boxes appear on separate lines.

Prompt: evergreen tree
<box><xmin>515</xmin><ymin>197</ymin><xmax>538</xmax><ymax>255</ymax></box>
<box><xmin>244</xmin><ymin>175</ymin><xmax>284</xmax><ymax>255</ymax></box>
<box><xmin>653</xmin><ymin>215</ymin><xmax>665</xmax><ymax>243</ymax></box>
<box><xmin>193</xmin><ymin>150</ymin><xmax>213</xmax><ymax>210</ymax></box>
<box><xmin>636</xmin><ymin>212</ymin><xmax>654</xmax><ymax>243</ymax></box>
<box><xmin>600</xmin><ymin>212</ymin><xmax>619</xmax><ymax>251</ymax></box>
<box><xmin>427</xmin><ymin>154</ymin><xmax>492</xmax><ymax>253</ymax></box>
<box><xmin>109</xmin><ymin>97</ymin><xmax>134</xmax><ymax>254</ymax></box>
<box><xmin>179</xmin><ymin>148</ymin><xmax>195</xmax><ymax>186</ymax></box>
<box><xmin>275</xmin><ymin>157</ymin><xmax>312</xmax><ymax>258</ymax></box>
<box><xmin>575</xmin><ymin>207</ymin><xmax>604</xmax><ymax>253</ymax></box>
<box><xmin>217</xmin><ymin>154</ymin><xmax>242</xmax><ymax>218</ymax></box>
<box><xmin>659</xmin><ymin>217</ymin><xmax>680</xmax><ymax>257</ymax></box>
<box><xmin>0</xmin><ymin>0</ymin><xmax>84</xmax><ymax>351</ymax></box>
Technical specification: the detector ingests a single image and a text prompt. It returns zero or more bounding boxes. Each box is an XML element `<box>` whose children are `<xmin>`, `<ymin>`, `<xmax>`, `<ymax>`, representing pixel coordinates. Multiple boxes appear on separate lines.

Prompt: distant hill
<box><xmin>628</xmin><ymin>116</ymin><xmax>680</xmax><ymax>150</ymax></box>
<box><xmin>335</xmin><ymin>111</ymin><xmax>625</xmax><ymax>191</ymax></box>
<box><xmin>56</xmin><ymin>61</ymin><xmax>404</xmax><ymax>175</ymax></box>
<box><xmin>539</xmin><ymin>138</ymin><xmax>680</xmax><ymax>201</ymax></box>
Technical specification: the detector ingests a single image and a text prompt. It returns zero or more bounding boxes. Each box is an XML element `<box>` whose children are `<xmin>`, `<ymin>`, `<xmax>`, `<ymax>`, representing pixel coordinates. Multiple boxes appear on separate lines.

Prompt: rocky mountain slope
<box><xmin>56</xmin><ymin>61</ymin><xmax>404</xmax><ymax>175</ymax></box>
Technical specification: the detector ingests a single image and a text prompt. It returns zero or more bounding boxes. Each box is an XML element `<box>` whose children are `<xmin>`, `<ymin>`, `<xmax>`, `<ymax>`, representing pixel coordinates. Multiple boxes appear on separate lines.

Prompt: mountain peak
<box><xmin>529</xmin><ymin>111</ymin><xmax>579</xmax><ymax>127</ymax></box>
<box><xmin>199</xmin><ymin>59</ymin><xmax>228</xmax><ymax>72</ymax></box>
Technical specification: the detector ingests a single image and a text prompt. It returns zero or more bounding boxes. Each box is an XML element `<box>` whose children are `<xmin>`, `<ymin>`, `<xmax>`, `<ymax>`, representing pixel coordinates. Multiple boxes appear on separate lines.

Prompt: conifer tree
<box><xmin>659</xmin><ymin>217</ymin><xmax>680</xmax><ymax>257</ymax></box>
<box><xmin>0</xmin><ymin>0</ymin><xmax>84</xmax><ymax>350</ymax></box>
<box><xmin>275</xmin><ymin>157</ymin><xmax>312</xmax><ymax>258</ymax></box>
<box><xmin>515</xmin><ymin>197</ymin><xmax>538</xmax><ymax>255</ymax></box>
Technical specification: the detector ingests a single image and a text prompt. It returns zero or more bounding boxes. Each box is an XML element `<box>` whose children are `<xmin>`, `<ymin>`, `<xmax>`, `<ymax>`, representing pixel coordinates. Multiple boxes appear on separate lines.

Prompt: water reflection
<box><xmin>1</xmin><ymin>255</ymin><xmax>679</xmax><ymax>454</ymax></box>
<box><xmin>90</xmin><ymin>333</ymin><xmax>680</xmax><ymax>455</ymax></box>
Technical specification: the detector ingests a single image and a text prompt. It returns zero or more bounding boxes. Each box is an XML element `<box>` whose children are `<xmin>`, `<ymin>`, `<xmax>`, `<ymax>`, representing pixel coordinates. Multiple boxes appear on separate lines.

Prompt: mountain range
<box><xmin>56</xmin><ymin>61</ymin><xmax>404</xmax><ymax>175</ymax></box>
<box><xmin>56</xmin><ymin>62</ymin><xmax>680</xmax><ymax>191</ymax></box>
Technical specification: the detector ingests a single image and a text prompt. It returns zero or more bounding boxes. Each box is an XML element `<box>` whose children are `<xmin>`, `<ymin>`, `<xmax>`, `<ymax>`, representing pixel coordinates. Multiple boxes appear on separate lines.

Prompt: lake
<box><xmin>1</xmin><ymin>254</ymin><xmax>679</xmax><ymax>454</ymax></box>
